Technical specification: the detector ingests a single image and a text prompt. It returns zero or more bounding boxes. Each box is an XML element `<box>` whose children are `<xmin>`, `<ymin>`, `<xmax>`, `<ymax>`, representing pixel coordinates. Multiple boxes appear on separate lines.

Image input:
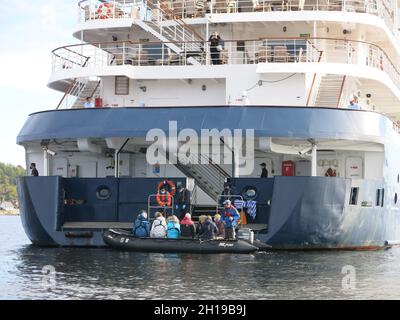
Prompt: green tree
<box><xmin>0</xmin><ymin>162</ymin><xmax>26</xmax><ymax>202</ymax></box>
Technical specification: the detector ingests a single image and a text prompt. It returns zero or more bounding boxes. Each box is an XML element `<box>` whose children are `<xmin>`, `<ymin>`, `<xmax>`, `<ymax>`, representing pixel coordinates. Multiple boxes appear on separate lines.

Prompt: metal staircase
<box><xmin>135</xmin><ymin>1</ymin><xmax>204</xmax><ymax>64</ymax></box>
<box><xmin>72</xmin><ymin>80</ymin><xmax>101</xmax><ymax>109</ymax></box>
<box><xmin>174</xmin><ymin>153</ymin><xmax>231</xmax><ymax>201</ymax></box>
<box><xmin>57</xmin><ymin>78</ymin><xmax>101</xmax><ymax>110</ymax></box>
<box><xmin>314</xmin><ymin>75</ymin><xmax>346</xmax><ymax>108</ymax></box>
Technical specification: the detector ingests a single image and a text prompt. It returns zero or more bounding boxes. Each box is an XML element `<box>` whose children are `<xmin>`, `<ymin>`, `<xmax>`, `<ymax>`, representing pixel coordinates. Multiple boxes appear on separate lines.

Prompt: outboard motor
<box><xmin>237</xmin><ymin>228</ymin><xmax>254</xmax><ymax>245</ymax></box>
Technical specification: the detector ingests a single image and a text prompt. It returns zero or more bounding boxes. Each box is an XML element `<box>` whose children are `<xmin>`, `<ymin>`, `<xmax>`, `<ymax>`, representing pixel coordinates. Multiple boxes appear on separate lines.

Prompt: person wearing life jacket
<box><xmin>175</xmin><ymin>182</ymin><xmax>191</xmax><ymax>220</ymax></box>
<box><xmin>150</xmin><ymin>212</ymin><xmax>167</xmax><ymax>239</ymax></box>
<box><xmin>156</xmin><ymin>187</ymin><xmax>172</xmax><ymax>208</ymax></box>
<box><xmin>167</xmin><ymin>215</ymin><xmax>181</xmax><ymax>239</ymax></box>
<box><xmin>222</xmin><ymin>200</ymin><xmax>240</xmax><ymax>240</ymax></box>
<box><xmin>133</xmin><ymin>210</ymin><xmax>150</xmax><ymax>238</ymax></box>
<box><xmin>180</xmin><ymin>213</ymin><xmax>196</xmax><ymax>239</ymax></box>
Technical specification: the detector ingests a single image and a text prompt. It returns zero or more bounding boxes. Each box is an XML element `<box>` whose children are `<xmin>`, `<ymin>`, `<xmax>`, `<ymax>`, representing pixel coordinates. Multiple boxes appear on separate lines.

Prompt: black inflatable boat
<box><xmin>103</xmin><ymin>229</ymin><xmax>259</xmax><ymax>254</ymax></box>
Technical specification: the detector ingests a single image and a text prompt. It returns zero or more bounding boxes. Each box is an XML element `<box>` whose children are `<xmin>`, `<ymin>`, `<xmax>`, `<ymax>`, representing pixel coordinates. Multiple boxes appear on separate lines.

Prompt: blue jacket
<box><xmin>223</xmin><ymin>206</ymin><xmax>240</xmax><ymax>228</ymax></box>
<box><xmin>167</xmin><ymin>221</ymin><xmax>181</xmax><ymax>239</ymax></box>
<box><xmin>133</xmin><ymin>214</ymin><xmax>150</xmax><ymax>238</ymax></box>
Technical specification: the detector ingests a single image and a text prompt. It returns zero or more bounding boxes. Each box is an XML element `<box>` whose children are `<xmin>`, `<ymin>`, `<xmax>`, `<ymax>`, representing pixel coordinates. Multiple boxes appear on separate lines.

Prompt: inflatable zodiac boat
<box><xmin>103</xmin><ymin>229</ymin><xmax>259</xmax><ymax>254</ymax></box>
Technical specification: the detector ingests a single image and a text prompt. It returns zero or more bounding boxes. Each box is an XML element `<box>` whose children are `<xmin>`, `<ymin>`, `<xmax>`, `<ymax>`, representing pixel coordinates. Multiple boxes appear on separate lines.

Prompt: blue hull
<box><xmin>17</xmin><ymin>176</ymin><xmax>400</xmax><ymax>249</ymax></box>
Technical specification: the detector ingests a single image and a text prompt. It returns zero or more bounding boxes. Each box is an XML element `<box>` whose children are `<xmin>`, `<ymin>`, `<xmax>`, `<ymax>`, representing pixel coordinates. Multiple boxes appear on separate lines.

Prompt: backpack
<box><xmin>167</xmin><ymin>222</ymin><xmax>181</xmax><ymax>239</ymax></box>
<box><xmin>151</xmin><ymin>220</ymin><xmax>167</xmax><ymax>238</ymax></box>
<box><xmin>134</xmin><ymin>220</ymin><xmax>149</xmax><ymax>238</ymax></box>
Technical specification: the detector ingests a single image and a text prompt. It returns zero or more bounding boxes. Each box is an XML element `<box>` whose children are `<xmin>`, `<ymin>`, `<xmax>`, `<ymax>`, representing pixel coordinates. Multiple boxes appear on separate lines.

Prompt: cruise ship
<box><xmin>17</xmin><ymin>0</ymin><xmax>400</xmax><ymax>249</ymax></box>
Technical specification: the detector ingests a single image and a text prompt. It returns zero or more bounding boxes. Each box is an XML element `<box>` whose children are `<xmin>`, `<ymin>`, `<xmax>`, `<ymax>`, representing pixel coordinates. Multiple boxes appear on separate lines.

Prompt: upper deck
<box><xmin>77</xmin><ymin>0</ymin><xmax>397</xmax><ymax>34</ymax></box>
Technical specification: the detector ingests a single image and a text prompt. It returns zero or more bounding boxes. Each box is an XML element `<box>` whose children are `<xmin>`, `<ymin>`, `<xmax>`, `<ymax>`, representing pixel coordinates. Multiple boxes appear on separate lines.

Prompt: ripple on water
<box><xmin>1</xmin><ymin>216</ymin><xmax>400</xmax><ymax>299</ymax></box>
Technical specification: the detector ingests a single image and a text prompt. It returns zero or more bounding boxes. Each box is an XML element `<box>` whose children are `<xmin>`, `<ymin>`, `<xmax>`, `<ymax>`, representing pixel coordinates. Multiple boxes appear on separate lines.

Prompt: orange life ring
<box><xmin>157</xmin><ymin>180</ymin><xmax>176</xmax><ymax>197</ymax></box>
<box><xmin>97</xmin><ymin>3</ymin><xmax>113</xmax><ymax>19</ymax></box>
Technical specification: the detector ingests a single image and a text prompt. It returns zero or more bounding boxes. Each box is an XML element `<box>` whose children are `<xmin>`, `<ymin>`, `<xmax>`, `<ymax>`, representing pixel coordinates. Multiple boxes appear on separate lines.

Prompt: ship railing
<box><xmin>52</xmin><ymin>37</ymin><xmax>400</xmax><ymax>89</ymax></box>
<box><xmin>78</xmin><ymin>0</ymin><xmax>204</xmax><ymax>52</ymax></box>
<box><xmin>52</xmin><ymin>38</ymin><xmax>321</xmax><ymax>70</ymax></box>
<box><xmin>77</xmin><ymin>0</ymin><xmax>395</xmax><ymax>35</ymax></box>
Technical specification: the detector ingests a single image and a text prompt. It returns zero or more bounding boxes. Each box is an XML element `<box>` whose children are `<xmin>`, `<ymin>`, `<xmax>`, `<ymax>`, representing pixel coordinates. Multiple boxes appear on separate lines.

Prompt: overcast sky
<box><xmin>0</xmin><ymin>0</ymin><xmax>78</xmax><ymax>167</ymax></box>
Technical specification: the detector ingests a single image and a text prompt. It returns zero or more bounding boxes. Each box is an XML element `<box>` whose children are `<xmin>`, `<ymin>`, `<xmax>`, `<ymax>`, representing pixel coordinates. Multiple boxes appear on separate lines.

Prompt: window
<box><xmin>376</xmin><ymin>188</ymin><xmax>385</xmax><ymax>207</ymax></box>
<box><xmin>115</xmin><ymin>76</ymin><xmax>129</xmax><ymax>95</ymax></box>
<box><xmin>376</xmin><ymin>189</ymin><xmax>381</xmax><ymax>206</ymax></box>
<box><xmin>349</xmin><ymin>187</ymin><xmax>359</xmax><ymax>205</ymax></box>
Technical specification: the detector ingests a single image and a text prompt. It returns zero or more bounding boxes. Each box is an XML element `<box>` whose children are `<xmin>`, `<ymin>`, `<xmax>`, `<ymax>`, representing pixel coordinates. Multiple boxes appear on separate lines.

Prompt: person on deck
<box><xmin>180</xmin><ymin>213</ymin><xmax>196</xmax><ymax>239</ymax></box>
<box><xmin>30</xmin><ymin>163</ymin><xmax>39</xmax><ymax>177</ymax></box>
<box><xmin>157</xmin><ymin>186</ymin><xmax>172</xmax><ymax>216</ymax></box>
<box><xmin>347</xmin><ymin>97</ymin><xmax>361</xmax><ymax>110</ymax></box>
<box><xmin>150</xmin><ymin>212</ymin><xmax>167</xmax><ymax>239</ymax></box>
<box><xmin>260</xmin><ymin>163</ymin><xmax>269</xmax><ymax>178</ymax></box>
<box><xmin>209</xmin><ymin>31</ymin><xmax>222</xmax><ymax>65</ymax></box>
<box><xmin>220</xmin><ymin>182</ymin><xmax>234</xmax><ymax>207</ymax></box>
<box><xmin>175</xmin><ymin>182</ymin><xmax>191</xmax><ymax>220</ymax></box>
<box><xmin>84</xmin><ymin>97</ymin><xmax>94</xmax><ymax>109</ymax></box>
<box><xmin>133</xmin><ymin>211</ymin><xmax>150</xmax><ymax>238</ymax></box>
<box><xmin>222</xmin><ymin>200</ymin><xmax>240</xmax><ymax>240</ymax></box>
<box><xmin>167</xmin><ymin>215</ymin><xmax>181</xmax><ymax>239</ymax></box>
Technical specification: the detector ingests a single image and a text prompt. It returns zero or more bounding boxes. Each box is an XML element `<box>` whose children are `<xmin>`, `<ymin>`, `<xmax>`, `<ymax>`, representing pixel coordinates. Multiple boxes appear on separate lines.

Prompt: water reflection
<box><xmin>1</xmin><ymin>217</ymin><xmax>400</xmax><ymax>300</ymax></box>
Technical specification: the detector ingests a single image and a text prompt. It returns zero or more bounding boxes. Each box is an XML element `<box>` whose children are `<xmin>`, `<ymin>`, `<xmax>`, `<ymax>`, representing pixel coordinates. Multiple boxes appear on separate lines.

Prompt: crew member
<box><xmin>30</xmin><ymin>163</ymin><xmax>39</xmax><ymax>177</ymax></box>
<box><xmin>175</xmin><ymin>182</ymin><xmax>190</xmax><ymax>220</ymax></box>
<box><xmin>260</xmin><ymin>163</ymin><xmax>268</xmax><ymax>178</ymax></box>
<box><xmin>222</xmin><ymin>200</ymin><xmax>240</xmax><ymax>240</ymax></box>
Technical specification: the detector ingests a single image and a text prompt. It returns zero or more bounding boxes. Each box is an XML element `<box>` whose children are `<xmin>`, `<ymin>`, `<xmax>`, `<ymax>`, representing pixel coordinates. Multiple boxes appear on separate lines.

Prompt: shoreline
<box><xmin>0</xmin><ymin>211</ymin><xmax>20</xmax><ymax>216</ymax></box>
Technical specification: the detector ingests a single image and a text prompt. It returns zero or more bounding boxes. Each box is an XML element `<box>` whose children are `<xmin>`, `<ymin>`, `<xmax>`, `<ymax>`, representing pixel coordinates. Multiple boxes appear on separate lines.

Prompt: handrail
<box><xmin>56</xmin><ymin>56</ymin><xmax>91</xmax><ymax>110</ymax></box>
<box><xmin>144</xmin><ymin>0</ymin><xmax>205</xmax><ymax>42</ymax></box>
<box><xmin>337</xmin><ymin>75</ymin><xmax>347</xmax><ymax>108</ymax></box>
<box><xmin>77</xmin><ymin>0</ymin><xmax>395</xmax><ymax>35</ymax></box>
<box><xmin>306</xmin><ymin>50</ymin><xmax>324</xmax><ymax>107</ymax></box>
<box><xmin>51</xmin><ymin>36</ymin><xmax>400</xmax><ymax>95</ymax></box>
<box><xmin>51</xmin><ymin>36</ymin><xmax>400</xmax><ymax>70</ymax></box>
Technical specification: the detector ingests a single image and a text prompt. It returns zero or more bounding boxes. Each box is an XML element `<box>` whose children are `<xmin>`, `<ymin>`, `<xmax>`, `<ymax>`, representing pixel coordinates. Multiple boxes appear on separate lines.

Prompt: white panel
<box><xmin>296</xmin><ymin>160</ymin><xmax>311</xmax><ymax>177</ymax></box>
<box><xmin>79</xmin><ymin>161</ymin><xmax>98</xmax><ymax>178</ymax></box>
<box><xmin>51</xmin><ymin>158</ymin><xmax>68</xmax><ymax>177</ymax></box>
<box><xmin>346</xmin><ymin>157</ymin><xmax>363</xmax><ymax>179</ymax></box>
<box><xmin>134</xmin><ymin>156</ymin><xmax>147</xmax><ymax>177</ymax></box>
<box><xmin>364</xmin><ymin>152</ymin><xmax>384</xmax><ymax>179</ymax></box>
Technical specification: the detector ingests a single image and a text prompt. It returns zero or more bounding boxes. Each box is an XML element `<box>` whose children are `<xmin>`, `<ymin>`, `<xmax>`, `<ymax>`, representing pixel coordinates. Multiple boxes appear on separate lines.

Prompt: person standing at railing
<box><xmin>84</xmin><ymin>97</ymin><xmax>94</xmax><ymax>109</ymax></box>
<box><xmin>30</xmin><ymin>163</ymin><xmax>39</xmax><ymax>177</ymax></box>
<box><xmin>347</xmin><ymin>96</ymin><xmax>361</xmax><ymax>110</ymax></box>
<box><xmin>209</xmin><ymin>31</ymin><xmax>222</xmax><ymax>65</ymax></box>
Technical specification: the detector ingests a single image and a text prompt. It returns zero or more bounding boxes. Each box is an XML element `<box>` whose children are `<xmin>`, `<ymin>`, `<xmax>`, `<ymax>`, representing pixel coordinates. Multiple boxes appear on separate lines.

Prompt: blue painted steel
<box><xmin>17</xmin><ymin>107</ymin><xmax>388</xmax><ymax>144</ymax></box>
<box><xmin>18</xmin><ymin>177</ymin><xmax>187</xmax><ymax>247</ymax></box>
<box><xmin>16</xmin><ymin>106</ymin><xmax>400</xmax><ymax>249</ymax></box>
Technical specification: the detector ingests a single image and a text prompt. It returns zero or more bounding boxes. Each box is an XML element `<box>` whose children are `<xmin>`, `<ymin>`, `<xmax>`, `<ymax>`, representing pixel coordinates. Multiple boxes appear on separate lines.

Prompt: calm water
<box><xmin>1</xmin><ymin>216</ymin><xmax>400</xmax><ymax>300</ymax></box>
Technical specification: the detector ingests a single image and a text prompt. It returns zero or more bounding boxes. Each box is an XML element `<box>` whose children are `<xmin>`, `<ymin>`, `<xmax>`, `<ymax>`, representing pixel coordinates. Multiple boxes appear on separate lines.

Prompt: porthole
<box><xmin>395</xmin><ymin>193</ymin><xmax>398</xmax><ymax>205</ymax></box>
<box><xmin>242</xmin><ymin>186</ymin><xmax>258</xmax><ymax>201</ymax></box>
<box><xmin>96</xmin><ymin>186</ymin><xmax>112</xmax><ymax>200</ymax></box>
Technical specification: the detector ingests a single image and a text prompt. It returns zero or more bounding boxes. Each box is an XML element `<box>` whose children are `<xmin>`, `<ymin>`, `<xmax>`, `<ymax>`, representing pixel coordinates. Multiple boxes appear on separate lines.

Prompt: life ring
<box><xmin>97</xmin><ymin>3</ymin><xmax>113</xmax><ymax>19</ymax></box>
<box><xmin>157</xmin><ymin>180</ymin><xmax>176</xmax><ymax>197</ymax></box>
